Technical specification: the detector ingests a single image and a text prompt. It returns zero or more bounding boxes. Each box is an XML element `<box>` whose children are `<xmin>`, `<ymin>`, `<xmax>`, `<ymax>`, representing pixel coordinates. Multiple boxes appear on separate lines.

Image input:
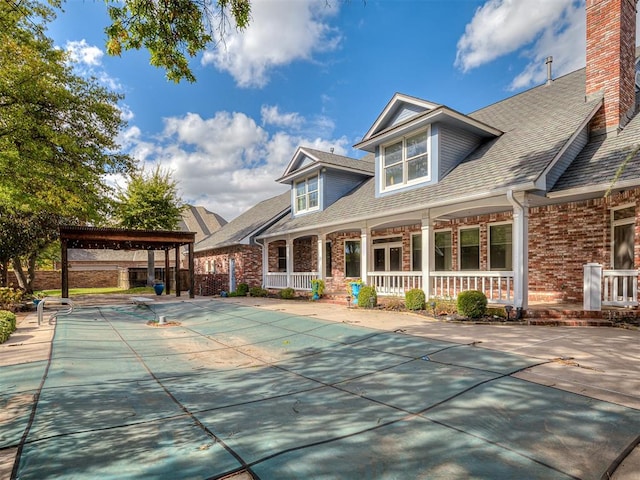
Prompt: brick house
<box><xmin>194</xmin><ymin>192</ymin><xmax>290</xmax><ymax>295</ymax></box>
<box><xmin>245</xmin><ymin>0</ymin><xmax>640</xmax><ymax>312</ymax></box>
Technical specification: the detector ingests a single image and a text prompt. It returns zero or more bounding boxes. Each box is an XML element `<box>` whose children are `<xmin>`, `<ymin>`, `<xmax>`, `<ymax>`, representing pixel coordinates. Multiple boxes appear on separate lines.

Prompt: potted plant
<box><xmin>153</xmin><ymin>280</ymin><xmax>164</xmax><ymax>296</ymax></box>
<box><xmin>348</xmin><ymin>279</ymin><xmax>363</xmax><ymax>305</ymax></box>
<box><xmin>311</xmin><ymin>279</ymin><xmax>325</xmax><ymax>300</ymax></box>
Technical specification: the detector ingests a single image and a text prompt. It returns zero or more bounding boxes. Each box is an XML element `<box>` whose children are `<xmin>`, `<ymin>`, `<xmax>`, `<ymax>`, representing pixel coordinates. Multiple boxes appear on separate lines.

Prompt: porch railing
<box><xmin>430</xmin><ymin>271</ymin><xmax>514</xmax><ymax>304</ymax></box>
<box><xmin>602</xmin><ymin>269</ymin><xmax>639</xmax><ymax>307</ymax></box>
<box><xmin>367</xmin><ymin>272</ymin><xmax>423</xmax><ymax>296</ymax></box>
<box><xmin>265</xmin><ymin>272</ymin><xmax>318</xmax><ymax>291</ymax></box>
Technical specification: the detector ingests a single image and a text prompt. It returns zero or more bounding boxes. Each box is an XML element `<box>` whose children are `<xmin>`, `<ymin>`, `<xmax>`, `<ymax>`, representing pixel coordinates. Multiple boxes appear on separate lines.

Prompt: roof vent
<box><xmin>546</xmin><ymin>56</ymin><xmax>553</xmax><ymax>85</ymax></box>
<box><xmin>330</xmin><ymin>147</ymin><xmax>334</xmax><ymax>153</ymax></box>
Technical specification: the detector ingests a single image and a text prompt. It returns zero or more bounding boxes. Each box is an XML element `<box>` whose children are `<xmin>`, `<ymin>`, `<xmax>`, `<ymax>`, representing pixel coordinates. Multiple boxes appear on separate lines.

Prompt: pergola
<box><xmin>59</xmin><ymin>225</ymin><xmax>196</xmax><ymax>299</ymax></box>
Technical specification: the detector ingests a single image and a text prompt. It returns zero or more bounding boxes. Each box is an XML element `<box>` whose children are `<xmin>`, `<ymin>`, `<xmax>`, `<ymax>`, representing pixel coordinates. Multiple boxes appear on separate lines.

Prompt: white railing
<box><xmin>367</xmin><ymin>272</ymin><xmax>423</xmax><ymax>296</ymax></box>
<box><xmin>602</xmin><ymin>269</ymin><xmax>639</xmax><ymax>307</ymax></box>
<box><xmin>265</xmin><ymin>272</ymin><xmax>287</xmax><ymax>289</ymax></box>
<box><xmin>265</xmin><ymin>272</ymin><xmax>318</xmax><ymax>291</ymax></box>
<box><xmin>430</xmin><ymin>271</ymin><xmax>514</xmax><ymax>304</ymax></box>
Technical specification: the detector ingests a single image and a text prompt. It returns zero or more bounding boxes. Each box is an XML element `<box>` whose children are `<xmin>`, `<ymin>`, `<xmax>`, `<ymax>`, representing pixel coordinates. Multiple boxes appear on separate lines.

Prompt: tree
<box><xmin>114</xmin><ymin>165</ymin><xmax>185</xmax><ymax>285</ymax></box>
<box><xmin>104</xmin><ymin>0</ymin><xmax>252</xmax><ymax>83</ymax></box>
<box><xmin>0</xmin><ymin>0</ymin><xmax>133</xmax><ymax>291</ymax></box>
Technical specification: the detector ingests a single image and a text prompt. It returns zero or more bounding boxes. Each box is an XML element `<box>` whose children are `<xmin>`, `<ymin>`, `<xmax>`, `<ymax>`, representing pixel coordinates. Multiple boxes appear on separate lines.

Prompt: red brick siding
<box><xmin>7</xmin><ymin>270</ymin><xmax>119</xmax><ymax>290</ymax></box>
<box><xmin>195</xmin><ymin>245</ymin><xmax>263</xmax><ymax>293</ymax></box>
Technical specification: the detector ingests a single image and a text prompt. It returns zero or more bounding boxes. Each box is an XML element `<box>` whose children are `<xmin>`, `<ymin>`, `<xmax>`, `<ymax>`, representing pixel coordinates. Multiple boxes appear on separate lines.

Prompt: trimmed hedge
<box><xmin>457</xmin><ymin>290</ymin><xmax>488</xmax><ymax>318</ymax></box>
<box><xmin>358</xmin><ymin>286</ymin><xmax>377</xmax><ymax>308</ymax></box>
<box><xmin>236</xmin><ymin>283</ymin><xmax>249</xmax><ymax>296</ymax></box>
<box><xmin>405</xmin><ymin>288</ymin><xmax>426</xmax><ymax>311</ymax></box>
<box><xmin>249</xmin><ymin>286</ymin><xmax>268</xmax><ymax>297</ymax></box>
<box><xmin>279</xmin><ymin>287</ymin><xmax>296</xmax><ymax>299</ymax></box>
<box><xmin>0</xmin><ymin>310</ymin><xmax>16</xmax><ymax>344</ymax></box>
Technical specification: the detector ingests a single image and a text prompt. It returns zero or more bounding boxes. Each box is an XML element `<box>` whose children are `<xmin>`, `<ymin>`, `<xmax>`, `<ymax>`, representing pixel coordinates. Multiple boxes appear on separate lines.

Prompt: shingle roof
<box><xmin>262</xmin><ymin>68</ymin><xmax>602</xmax><ymax>237</ymax></box>
<box><xmin>177</xmin><ymin>205</ymin><xmax>227</xmax><ymax>243</ymax></box>
<box><xmin>552</xmin><ymin>106</ymin><xmax>640</xmax><ymax>193</ymax></box>
<box><xmin>195</xmin><ymin>191</ymin><xmax>290</xmax><ymax>251</ymax></box>
<box><xmin>277</xmin><ymin>147</ymin><xmax>374</xmax><ymax>182</ymax></box>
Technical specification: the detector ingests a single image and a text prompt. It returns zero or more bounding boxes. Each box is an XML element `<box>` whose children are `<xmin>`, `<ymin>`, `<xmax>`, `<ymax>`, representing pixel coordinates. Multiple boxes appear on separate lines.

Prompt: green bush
<box><xmin>236</xmin><ymin>283</ymin><xmax>249</xmax><ymax>296</ymax></box>
<box><xmin>279</xmin><ymin>287</ymin><xmax>296</xmax><ymax>299</ymax></box>
<box><xmin>249</xmin><ymin>286</ymin><xmax>268</xmax><ymax>297</ymax></box>
<box><xmin>405</xmin><ymin>288</ymin><xmax>426</xmax><ymax>311</ymax></box>
<box><xmin>358</xmin><ymin>285</ymin><xmax>377</xmax><ymax>308</ymax></box>
<box><xmin>0</xmin><ymin>287</ymin><xmax>23</xmax><ymax>310</ymax></box>
<box><xmin>457</xmin><ymin>290</ymin><xmax>488</xmax><ymax>318</ymax></box>
<box><xmin>0</xmin><ymin>310</ymin><xmax>17</xmax><ymax>332</ymax></box>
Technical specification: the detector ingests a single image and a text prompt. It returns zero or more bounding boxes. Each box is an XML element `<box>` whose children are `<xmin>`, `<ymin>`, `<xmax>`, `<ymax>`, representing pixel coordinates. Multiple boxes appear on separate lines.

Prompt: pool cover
<box><xmin>2</xmin><ymin>300</ymin><xmax>639</xmax><ymax>479</ymax></box>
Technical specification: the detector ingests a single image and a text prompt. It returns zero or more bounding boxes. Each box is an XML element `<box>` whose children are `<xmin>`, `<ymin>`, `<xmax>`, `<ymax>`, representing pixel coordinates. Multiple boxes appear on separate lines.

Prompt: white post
<box><xmin>508</xmin><ymin>191</ymin><xmax>529</xmax><ymax>309</ymax></box>
<box><xmin>286</xmin><ymin>237</ymin><xmax>292</xmax><ymax>288</ymax></box>
<box><xmin>360</xmin><ymin>228</ymin><xmax>369</xmax><ymax>284</ymax></box>
<box><xmin>583</xmin><ymin>263</ymin><xmax>602</xmax><ymax>311</ymax></box>
<box><xmin>261</xmin><ymin>240</ymin><xmax>269</xmax><ymax>288</ymax></box>
<box><xmin>317</xmin><ymin>234</ymin><xmax>325</xmax><ymax>280</ymax></box>
<box><xmin>421</xmin><ymin>214</ymin><xmax>431</xmax><ymax>297</ymax></box>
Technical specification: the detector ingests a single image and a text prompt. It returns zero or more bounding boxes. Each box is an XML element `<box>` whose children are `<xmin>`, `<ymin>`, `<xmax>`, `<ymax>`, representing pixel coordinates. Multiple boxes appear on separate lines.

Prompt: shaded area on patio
<box><xmin>2</xmin><ymin>301</ymin><xmax>639</xmax><ymax>479</ymax></box>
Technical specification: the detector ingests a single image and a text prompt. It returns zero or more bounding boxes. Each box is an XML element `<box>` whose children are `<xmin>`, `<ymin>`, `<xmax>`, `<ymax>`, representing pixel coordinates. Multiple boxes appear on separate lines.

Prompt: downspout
<box><xmin>506</xmin><ymin>189</ymin><xmax>528</xmax><ymax>318</ymax></box>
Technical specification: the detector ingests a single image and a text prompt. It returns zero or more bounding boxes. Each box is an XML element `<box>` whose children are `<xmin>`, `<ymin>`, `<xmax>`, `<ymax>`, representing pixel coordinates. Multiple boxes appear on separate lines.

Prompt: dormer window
<box><xmin>382</xmin><ymin>129</ymin><xmax>430</xmax><ymax>190</ymax></box>
<box><xmin>295</xmin><ymin>174</ymin><xmax>319</xmax><ymax>213</ymax></box>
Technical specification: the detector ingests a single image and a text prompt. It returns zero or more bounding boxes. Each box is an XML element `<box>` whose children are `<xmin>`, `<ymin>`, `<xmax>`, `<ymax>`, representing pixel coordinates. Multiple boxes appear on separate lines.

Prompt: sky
<box><xmin>45</xmin><ymin>0</ymin><xmax>607</xmax><ymax>221</ymax></box>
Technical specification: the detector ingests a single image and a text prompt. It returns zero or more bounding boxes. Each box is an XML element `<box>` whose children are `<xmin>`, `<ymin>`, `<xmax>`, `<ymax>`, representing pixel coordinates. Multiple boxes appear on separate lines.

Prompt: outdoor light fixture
<box><xmin>346</xmin><ymin>295</ymin><xmax>352</xmax><ymax>308</ymax></box>
<box><xmin>505</xmin><ymin>305</ymin><xmax>513</xmax><ymax>321</ymax></box>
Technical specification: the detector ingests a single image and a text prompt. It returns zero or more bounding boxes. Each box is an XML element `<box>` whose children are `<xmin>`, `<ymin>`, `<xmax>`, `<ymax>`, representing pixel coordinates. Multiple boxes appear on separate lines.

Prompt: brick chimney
<box><xmin>586</xmin><ymin>0</ymin><xmax>637</xmax><ymax>134</ymax></box>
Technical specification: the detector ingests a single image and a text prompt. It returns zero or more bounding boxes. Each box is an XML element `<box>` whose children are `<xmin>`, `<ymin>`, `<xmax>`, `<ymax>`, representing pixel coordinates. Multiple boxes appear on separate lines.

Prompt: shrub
<box><xmin>0</xmin><ymin>287</ymin><xmax>23</xmax><ymax>311</ymax></box>
<box><xmin>358</xmin><ymin>285</ymin><xmax>377</xmax><ymax>308</ymax></box>
<box><xmin>405</xmin><ymin>288</ymin><xmax>426</xmax><ymax>311</ymax></box>
<box><xmin>279</xmin><ymin>287</ymin><xmax>296</xmax><ymax>299</ymax></box>
<box><xmin>249</xmin><ymin>286</ymin><xmax>268</xmax><ymax>297</ymax></box>
<box><xmin>0</xmin><ymin>310</ymin><xmax>17</xmax><ymax>332</ymax></box>
<box><xmin>457</xmin><ymin>290</ymin><xmax>488</xmax><ymax>318</ymax></box>
<box><xmin>236</xmin><ymin>283</ymin><xmax>249</xmax><ymax>296</ymax></box>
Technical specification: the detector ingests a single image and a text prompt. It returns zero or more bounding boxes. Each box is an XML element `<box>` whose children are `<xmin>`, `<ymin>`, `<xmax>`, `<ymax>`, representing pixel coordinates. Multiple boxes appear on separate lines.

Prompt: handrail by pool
<box><xmin>37</xmin><ymin>297</ymin><xmax>75</xmax><ymax>326</ymax></box>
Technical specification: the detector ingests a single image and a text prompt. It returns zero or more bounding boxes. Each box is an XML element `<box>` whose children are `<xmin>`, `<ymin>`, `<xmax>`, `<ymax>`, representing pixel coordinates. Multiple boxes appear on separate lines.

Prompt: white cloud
<box><xmin>455</xmin><ymin>0</ymin><xmax>585</xmax><ymax>90</ymax></box>
<box><xmin>261</xmin><ymin>105</ymin><xmax>304</xmax><ymax>129</ymax></box>
<box><xmin>123</xmin><ymin>108</ymin><xmax>351</xmax><ymax>220</ymax></box>
<box><xmin>65</xmin><ymin>39</ymin><xmax>103</xmax><ymax>66</ymax></box>
<box><xmin>64</xmin><ymin>39</ymin><xmax>123</xmax><ymax>91</ymax></box>
<box><xmin>202</xmin><ymin>0</ymin><xmax>342</xmax><ymax>88</ymax></box>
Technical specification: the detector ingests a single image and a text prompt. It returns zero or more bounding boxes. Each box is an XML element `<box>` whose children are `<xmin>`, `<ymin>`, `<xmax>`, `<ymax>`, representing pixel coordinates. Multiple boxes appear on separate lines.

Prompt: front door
<box><xmin>373</xmin><ymin>237</ymin><xmax>402</xmax><ymax>271</ymax></box>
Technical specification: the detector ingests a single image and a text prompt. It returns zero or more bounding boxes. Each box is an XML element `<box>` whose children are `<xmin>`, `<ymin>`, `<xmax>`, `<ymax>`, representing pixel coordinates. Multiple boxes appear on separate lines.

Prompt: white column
<box><xmin>286</xmin><ymin>236</ymin><xmax>293</xmax><ymax>288</ymax></box>
<box><xmin>360</xmin><ymin>228</ymin><xmax>369</xmax><ymax>283</ymax></box>
<box><xmin>317</xmin><ymin>234</ymin><xmax>325</xmax><ymax>280</ymax></box>
<box><xmin>508</xmin><ymin>191</ymin><xmax>529</xmax><ymax>309</ymax></box>
<box><xmin>583</xmin><ymin>263</ymin><xmax>602</xmax><ymax>311</ymax></box>
<box><xmin>421</xmin><ymin>214</ymin><xmax>432</xmax><ymax>297</ymax></box>
<box><xmin>261</xmin><ymin>240</ymin><xmax>268</xmax><ymax>288</ymax></box>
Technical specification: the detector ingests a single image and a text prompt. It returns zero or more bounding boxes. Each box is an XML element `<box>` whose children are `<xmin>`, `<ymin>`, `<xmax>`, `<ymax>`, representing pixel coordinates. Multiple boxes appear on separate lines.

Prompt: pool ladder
<box><xmin>37</xmin><ymin>297</ymin><xmax>75</xmax><ymax>326</ymax></box>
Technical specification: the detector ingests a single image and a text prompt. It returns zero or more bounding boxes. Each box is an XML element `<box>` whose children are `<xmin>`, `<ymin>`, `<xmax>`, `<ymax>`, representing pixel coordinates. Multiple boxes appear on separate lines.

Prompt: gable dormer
<box><xmin>354</xmin><ymin>93</ymin><xmax>502</xmax><ymax>197</ymax></box>
<box><xmin>277</xmin><ymin>147</ymin><xmax>374</xmax><ymax>217</ymax></box>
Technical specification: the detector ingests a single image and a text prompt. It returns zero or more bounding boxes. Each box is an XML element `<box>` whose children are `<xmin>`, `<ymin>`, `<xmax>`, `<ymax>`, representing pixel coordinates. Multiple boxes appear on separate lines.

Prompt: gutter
<box><xmin>257</xmin><ymin>181</ymin><xmax>536</xmax><ymax>241</ymax></box>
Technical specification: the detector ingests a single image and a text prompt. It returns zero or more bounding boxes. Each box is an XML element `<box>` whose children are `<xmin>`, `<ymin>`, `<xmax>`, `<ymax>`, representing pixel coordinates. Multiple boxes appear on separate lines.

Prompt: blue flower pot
<box><xmin>350</xmin><ymin>282</ymin><xmax>362</xmax><ymax>305</ymax></box>
<box><xmin>153</xmin><ymin>283</ymin><xmax>164</xmax><ymax>295</ymax></box>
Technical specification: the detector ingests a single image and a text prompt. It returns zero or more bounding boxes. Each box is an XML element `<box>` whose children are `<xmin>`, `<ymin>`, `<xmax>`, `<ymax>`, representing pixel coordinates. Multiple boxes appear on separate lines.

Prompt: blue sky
<box><xmin>46</xmin><ymin>0</ymin><xmax>596</xmax><ymax>221</ymax></box>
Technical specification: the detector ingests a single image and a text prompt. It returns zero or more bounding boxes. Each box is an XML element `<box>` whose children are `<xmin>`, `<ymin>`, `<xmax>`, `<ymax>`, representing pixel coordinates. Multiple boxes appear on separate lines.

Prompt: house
<box><xmin>193</xmin><ymin>192</ymin><xmax>290</xmax><ymax>295</ymax></box>
<box><xmin>197</xmin><ymin>0</ymin><xmax>640</xmax><ymax>313</ymax></box>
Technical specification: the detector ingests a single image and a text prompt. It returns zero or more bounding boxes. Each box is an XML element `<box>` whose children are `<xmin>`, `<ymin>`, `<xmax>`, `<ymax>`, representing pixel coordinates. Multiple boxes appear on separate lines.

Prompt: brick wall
<box><xmin>7</xmin><ymin>270</ymin><xmax>119</xmax><ymax>290</ymax></box>
<box><xmin>195</xmin><ymin>245</ymin><xmax>263</xmax><ymax>293</ymax></box>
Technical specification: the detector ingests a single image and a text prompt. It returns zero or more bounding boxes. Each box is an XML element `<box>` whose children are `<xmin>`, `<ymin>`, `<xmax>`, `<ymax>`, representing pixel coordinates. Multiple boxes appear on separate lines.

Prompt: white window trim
<box><xmin>610</xmin><ymin>203</ymin><xmax>636</xmax><ymax>268</ymax></box>
<box><xmin>381</xmin><ymin>127</ymin><xmax>431</xmax><ymax>193</ymax></box>
<box><xmin>294</xmin><ymin>173</ymin><xmax>320</xmax><ymax>214</ymax></box>
<box><xmin>458</xmin><ymin>225</ymin><xmax>480</xmax><ymax>271</ymax></box>
<box><xmin>487</xmin><ymin>221</ymin><xmax>513</xmax><ymax>272</ymax></box>
<box><xmin>372</xmin><ymin>235</ymin><xmax>403</xmax><ymax>272</ymax></box>
<box><xmin>434</xmin><ymin>228</ymin><xmax>453</xmax><ymax>272</ymax></box>
<box><xmin>410</xmin><ymin>232</ymin><xmax>422</xmax><ymax>271</ymax></box>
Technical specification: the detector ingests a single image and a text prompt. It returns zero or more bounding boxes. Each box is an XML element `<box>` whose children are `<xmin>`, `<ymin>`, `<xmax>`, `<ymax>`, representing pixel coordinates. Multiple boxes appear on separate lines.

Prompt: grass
<box><xmin>38</xmin><ymin>286</ymin><xmax>155</xmax><ymax>297</ymax></box>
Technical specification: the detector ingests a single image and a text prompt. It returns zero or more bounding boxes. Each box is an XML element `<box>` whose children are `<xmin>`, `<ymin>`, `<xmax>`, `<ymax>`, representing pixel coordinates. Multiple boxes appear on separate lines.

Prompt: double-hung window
<box><xmin>295</xmin><ymin>174</ymin><xmax>319</xmax><ymax>213</ymax></box>
<box><xmin>383</xmin><ymin>130</ymin><xmax>429</xmax><ymax>190</ymax></box>
<box><xmin>435</xmin><ymin>231</ymin><xmax>452</xmax><ymax>271</ymax></box>
<box><xmin>489</xmin><ymin>223</ymin><xmax>512</xmax><ymax>271</ymax></box>
<box><xmin>345</xmin><ymin>240</ymin><xmax>361</xmax><ymax>278</ymax></box>
<box><xmin>459</xmin><ymin>227</ymin><xmax>480</xmax><ymax>270</ymax></box>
